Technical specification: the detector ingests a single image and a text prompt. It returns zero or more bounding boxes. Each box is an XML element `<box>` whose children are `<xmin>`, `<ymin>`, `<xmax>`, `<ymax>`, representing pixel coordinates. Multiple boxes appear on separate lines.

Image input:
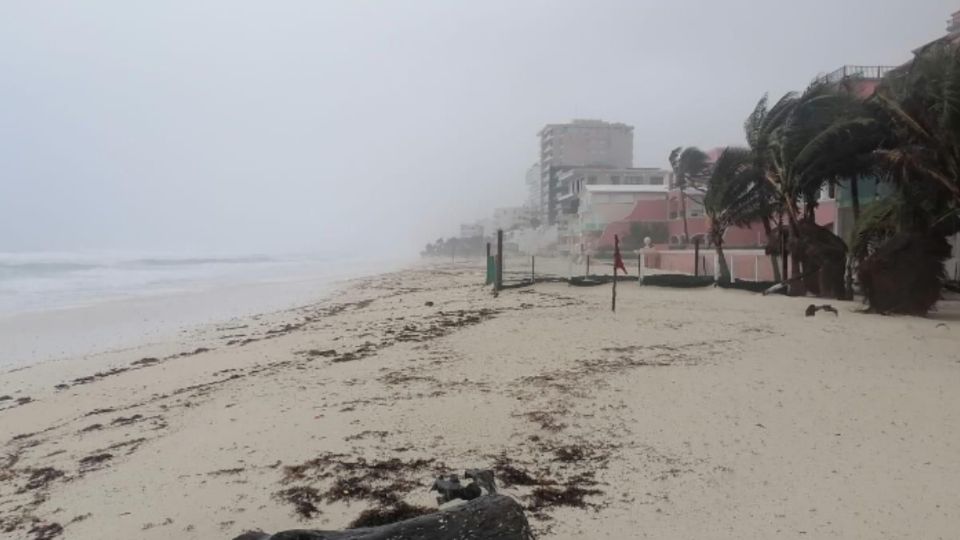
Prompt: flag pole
<box><xmin>612</xmin><ymin>235</ymin><xmax>619</xmax><ymax>312</ymax></box>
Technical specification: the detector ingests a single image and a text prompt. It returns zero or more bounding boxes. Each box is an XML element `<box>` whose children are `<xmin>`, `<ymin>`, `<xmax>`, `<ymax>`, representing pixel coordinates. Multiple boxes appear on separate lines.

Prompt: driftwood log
<box><xmin>234</xmin><ymin>494</ymin><xmax>534</xmax><ymax>540</ymax></box>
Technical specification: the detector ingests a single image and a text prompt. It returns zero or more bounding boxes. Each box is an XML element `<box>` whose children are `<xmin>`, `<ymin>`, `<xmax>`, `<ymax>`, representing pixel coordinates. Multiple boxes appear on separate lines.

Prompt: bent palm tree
<box><xmin>704</xmin><ymin>147</ymin><xmax>770</xmax><ymax>283</ymax></box>
<box><xmin>748</xmin><ymin>83</ymin><xmax>876</xmax><ymax>294</ymax></box>
<box><xmin>669</xmin><ymin>146</ymin><xmax>710</xmax><ymax>244</ymax></box>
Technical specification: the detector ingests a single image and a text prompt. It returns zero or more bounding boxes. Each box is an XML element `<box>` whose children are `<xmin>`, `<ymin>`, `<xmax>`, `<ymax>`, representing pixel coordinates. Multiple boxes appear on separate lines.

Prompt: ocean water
<box><xmin>0</xmin><ymin>251</ymin><xmax>385</xmax><ymax>315</ymax></box>
<box><xmin>0</xmin><ymin>251</ymin><xmax>410</xmax><ymax>367</ymax></box>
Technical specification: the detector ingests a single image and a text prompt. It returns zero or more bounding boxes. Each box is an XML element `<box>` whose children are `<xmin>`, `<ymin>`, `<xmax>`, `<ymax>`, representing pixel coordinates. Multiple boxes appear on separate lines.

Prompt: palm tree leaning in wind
<box><xmin>747</xmin><ymin>82</ymin><xmax>874</xmax><ymax>294</ymax></box>
<box><xmin>704</xmin><ymin>147</ymin><xmax>772</xmax><ymax>284</ymax></box>
<box><xmin>668</xmin><ymin>146</ymin><xmax>710</xmax><ymax>245</ymax></box>
<box><xmin>850</xmin><ymin>41</ymin><xmax>960</xmax><ymax>313</ymax></box>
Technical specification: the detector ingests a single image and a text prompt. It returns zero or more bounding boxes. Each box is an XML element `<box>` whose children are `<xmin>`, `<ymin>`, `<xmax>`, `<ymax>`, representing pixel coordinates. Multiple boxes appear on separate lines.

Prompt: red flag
<box><xmin>614</xmin><ymin>235</ymin><xmax>627</xmax><ymax>274</ymax></box>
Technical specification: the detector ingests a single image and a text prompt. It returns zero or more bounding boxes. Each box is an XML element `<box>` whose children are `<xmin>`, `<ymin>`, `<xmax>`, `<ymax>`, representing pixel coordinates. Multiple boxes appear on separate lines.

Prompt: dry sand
<box><xmin>1</xmin><ymin>260</ymin><xmax>959</xmax><ymax>539</ymax></box>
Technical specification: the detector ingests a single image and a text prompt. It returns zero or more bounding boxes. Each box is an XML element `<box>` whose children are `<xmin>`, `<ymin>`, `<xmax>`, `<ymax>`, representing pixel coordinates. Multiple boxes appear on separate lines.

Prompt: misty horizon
<box><xmin>1</xmin><ymin>1</ymin><xmax>954</xmax><ymax>255</ymax></box>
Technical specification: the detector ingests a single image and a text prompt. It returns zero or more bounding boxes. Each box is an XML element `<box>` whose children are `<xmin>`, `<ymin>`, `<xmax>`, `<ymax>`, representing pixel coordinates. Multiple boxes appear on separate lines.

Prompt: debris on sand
<box><xmin>79</xmin><ymin>453</ymin><xmax>113</xmax><ymax>471</ymax></box>
<box><xmin>130</xmin><ymin>357</ymin><xmax>160</xmax><ymax>367</ymax></box>
<box><xmin>527</xmin><ymin>485</ymin><xmax>603</xmax><ymax>511</ymax></box>
<box><xmin>275</xmin><ymin>454</ymin><xmax>436</xmax><ymax>519</ymax></box>
<box><xmin>19</xmin><ymin>467</ymin><xmax>65</xmax><ymax>493</ymax></box>
<box><xmin>805</xmin><ymin>304</ymin><xmax>838</xmax><ymax>317</ymax></box>
<box><xmin>207</xmin><ymin>467</ymin><xmax>245</xmax><ymax>476</ymax></box>
<box><xmin>84</xmin><ymin>407</ymin><xmax>117</xmax><ymax>417</ymax></box>
<box><xmin>348</xmin><ymin>501</ymin><xmax>434</xmax><ymax>529</ymax></box>
<box><xmin>28</xmin><ymin>522</ymin><xmax>63</xmax><ymax>540</ymax></box>
<box><xmin>305</xmin><ymin>349</ymin><xmax>337</xmax><ymax>358</ymax></box>
<box><xmin>553</xmin><ymin>445</ymin><xmax>588</xmax><ymax>463</ymax></box>
<box><xmin>110</xmin><ymin>414</ymin><xmax>144</xmax><ymax>426</ymax></box>
<box><xmin>519</xmin><ymin>410</ymin><xmax>567</xmax><ymax>432</ymax></box>
<box><xmin>274</xmin><ymin>486</ymin><xmax>322</xmax><ymax>519</ymax></box>
<box><xmin>492</xmin><ymin>455</ymin><xmax>548</xmax><ymax>488</ymax></box>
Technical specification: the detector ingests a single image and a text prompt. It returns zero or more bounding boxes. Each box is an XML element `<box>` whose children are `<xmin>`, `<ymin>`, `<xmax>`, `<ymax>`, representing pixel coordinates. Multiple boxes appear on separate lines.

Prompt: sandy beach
<box><xmin>2</xmin><ymin>260</ymin><xmax>959</xmax><ymax>539</ymax></box>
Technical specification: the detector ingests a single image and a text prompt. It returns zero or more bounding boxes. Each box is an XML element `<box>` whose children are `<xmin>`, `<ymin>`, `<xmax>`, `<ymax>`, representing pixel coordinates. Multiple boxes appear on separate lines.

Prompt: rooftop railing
<box><xmin>821</xmin><ymin>65</ymin><xmax>898</xmax><ymax>84</ymax></box>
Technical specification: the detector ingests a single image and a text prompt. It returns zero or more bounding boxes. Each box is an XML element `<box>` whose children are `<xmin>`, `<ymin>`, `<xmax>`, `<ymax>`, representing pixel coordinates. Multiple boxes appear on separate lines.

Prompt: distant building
<box><xmin>556</xmin><ymin>184</ymin><xmax>667</xmax><ymax>254</ymax></box>
<box><xmin>524</xmin><ymin>162</ymin><xmax>541</xmax><ymax>219</ymax></box>
<box><xmin>459</xmin><ymin>223</ymin><xmax>484</xmax><ymax>239</ymax></box>
<box><xmin>556</xmin><ymin>166</ymin><xmax>668</xmax><ymax>213</ymax></box>
<box><xmin>547</xmin><ymin>165</ymin><xmax>669</xmax><ymax>254</ymax></box>
<box><xmin>492</xmin><ymin>206</ymin><xmax>529</xmax><ymax>232</ymax></box>
<box><xmin>538</xmin><ymin>119</ymin><xmax>634</xmax><ymax>225</ymax></box>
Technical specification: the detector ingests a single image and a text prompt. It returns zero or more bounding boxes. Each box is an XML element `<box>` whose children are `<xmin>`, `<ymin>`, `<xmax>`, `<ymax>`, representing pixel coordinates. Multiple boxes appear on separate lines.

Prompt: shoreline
<box><xmin>0</xmin><ymin>257</ymin><xmax>414</xmax><ymax>370</ymax></box>
<box><xmin>1</xmin><ymin>261</ymin><xmax>959</xmax><ymax>539</ymax></box>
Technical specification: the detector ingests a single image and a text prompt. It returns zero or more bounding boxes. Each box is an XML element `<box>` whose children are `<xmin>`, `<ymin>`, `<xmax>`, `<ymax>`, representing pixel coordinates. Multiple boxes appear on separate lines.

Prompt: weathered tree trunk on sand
<box><xmin>234</xmin><ymin>495</ymin><xmax>534</xmax><ymax>540</ymax></box>
<box><xmin>761</xmin><ymin>216</ymin><xmax>781</xmax><ymax>282</ymax></box>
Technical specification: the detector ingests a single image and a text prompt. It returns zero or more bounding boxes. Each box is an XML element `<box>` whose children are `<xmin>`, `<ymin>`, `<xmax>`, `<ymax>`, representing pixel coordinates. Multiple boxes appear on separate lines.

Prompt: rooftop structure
<box><xmin>948</xmin><ymin>9</ymin><xmax>960</xmax><ymax>35</ymax></box>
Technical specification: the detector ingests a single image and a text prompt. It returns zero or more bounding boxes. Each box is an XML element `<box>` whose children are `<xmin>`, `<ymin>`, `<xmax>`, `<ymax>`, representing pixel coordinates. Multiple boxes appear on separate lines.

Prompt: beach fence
<box><xmin>634</xmin><ymin>245</ymin><xmax>781</xmax><ymax>291</ymax></box>
<box><xmin>483</xmin><ymin>230</ymin><xmax>779</xmax><ymax>292</ymax></box>
<box><xmin>485</xmin><ymin>230</ymin><xmax>570</xmax><ymax>291</ymax></box>
<box><xmin>646</xmin><ymin>248</ymin><xmax>777</xmax><ymax>281</ymax></box>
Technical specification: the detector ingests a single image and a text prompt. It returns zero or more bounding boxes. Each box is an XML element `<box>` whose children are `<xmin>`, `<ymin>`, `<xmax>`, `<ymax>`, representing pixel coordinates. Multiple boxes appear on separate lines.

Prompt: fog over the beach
<box><xmin>0</xmin><ymin>0</ymin><xmax>953</xmax><ymax>255</ymax></box>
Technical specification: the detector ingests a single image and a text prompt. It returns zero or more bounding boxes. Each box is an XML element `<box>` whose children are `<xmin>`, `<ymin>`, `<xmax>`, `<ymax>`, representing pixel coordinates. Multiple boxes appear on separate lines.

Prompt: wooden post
<box><xmin>694</xmin><ymin>237</ymin><xmax>700</xmax><ymax>276</ymax></box>
<box><xmin>639</xmin><ymin>252</ymin><xmax>645</xmax><ymax>284</ymax></box>
<box><xmin>754</xmin><ymin>254</ymin><xmax>759</xmax><ymax>282</ymax></box>
<box><xmin>531</xmin><ymin>255</ymin><xmax>535</xmax><ymax>284</ymax></box>
<box><xmin>713</xmin><ymin>253</ymin><xmax>720</xmax><ymax>280</ymax></box>
<box><xmin>612</xmin><ymin>235</ymin><xmax>619</xmax><ymax>312</ymax></box>
<box><xmin>496</xmin><ymin>229</ymin><xmax>503</xmax><ymax>292</ymax></box>
<box><xmin>729</xmin><ymin>255</ymin><xmax>735</xmax><ymax>281</ymax></box>
<box><xmin>485</xmin><ymin>242</ymin><xmax>493</xmax><ymax>285</ymax></box>
<box><xmin>586</xmin><ymin>254</ymin><xmax>590</xmax><ymax>277</ymax></box>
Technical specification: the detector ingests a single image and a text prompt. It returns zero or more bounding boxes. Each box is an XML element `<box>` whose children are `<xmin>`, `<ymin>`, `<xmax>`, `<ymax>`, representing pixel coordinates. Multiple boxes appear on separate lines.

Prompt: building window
<box><xmin>611</xmin><ymin>176</ymin><xmax>621</xmax><ymax>185</ymax></box>
<box><xmin>650</xmin><ymin>176</ymin><xmax>664</xmax><ymax>185</ymax></box>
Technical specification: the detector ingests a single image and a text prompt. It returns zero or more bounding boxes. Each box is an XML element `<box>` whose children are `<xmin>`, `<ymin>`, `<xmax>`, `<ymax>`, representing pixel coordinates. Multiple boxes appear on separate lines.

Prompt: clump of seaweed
<box><xmin>275</xmin><ymin>453</ymin><xmax>437</xmax><ymax>519</ymax></box>
<box><xmin>527</xmin><ymin>485</ymin><xmax>603</xmax><ymax>511</ymax></box>
<box><xmin>274</xmin><ymin>486</ymin><xmax>322</xmax><ymax>519</ymax></box>
<box><xmin>347</xmin><ymin>502</ymin><xmax>434</xmax><ymax>529</ymax></box>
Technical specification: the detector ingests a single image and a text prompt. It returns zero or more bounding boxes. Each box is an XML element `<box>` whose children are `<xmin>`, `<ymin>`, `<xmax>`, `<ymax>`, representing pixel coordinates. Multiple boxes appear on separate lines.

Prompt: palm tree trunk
<box><xmin>783</xmin><ymin>203</ymin><xmax>807</xmax><ymax>296</ymax></box>
<box><xmin>849</xmin><ymin>177</ymin><xmax>860</xmax><ymax>222</ymax></box>
<box><xmin>844</xmin><ymin>177</ymin><xmax>860</xmax><ymax>299</ymax></box>
<box><xmin>715</xmin><ymin>237</ymin><xmax>731</xmax><ymax>284</ymax></box>
<box><xmin>761</xmin><ymin>216</ymin><xmax>781</xmax><ymax>282</ymax></box>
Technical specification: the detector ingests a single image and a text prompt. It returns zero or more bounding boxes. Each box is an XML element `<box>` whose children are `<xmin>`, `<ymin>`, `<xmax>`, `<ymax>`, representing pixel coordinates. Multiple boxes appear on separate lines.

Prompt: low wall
<box><xmin>644</xmin><ymin>248</ymin><xmax>777</xmax><ymax>281</ymax></box>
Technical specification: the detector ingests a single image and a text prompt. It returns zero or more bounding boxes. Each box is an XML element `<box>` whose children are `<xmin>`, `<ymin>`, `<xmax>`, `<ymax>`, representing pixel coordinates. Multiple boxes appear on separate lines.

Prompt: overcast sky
<box><xmin>0</xmin><ymin>1</ymin><xmax>954</xmax><ymax>255</ymax></box>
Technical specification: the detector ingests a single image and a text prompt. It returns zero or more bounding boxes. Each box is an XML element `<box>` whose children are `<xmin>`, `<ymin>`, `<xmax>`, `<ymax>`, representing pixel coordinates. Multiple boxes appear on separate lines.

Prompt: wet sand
<box><xmin>2</xmin><ymin>260</ymin><xmax>959</xmax><ymax>539</ymax></box>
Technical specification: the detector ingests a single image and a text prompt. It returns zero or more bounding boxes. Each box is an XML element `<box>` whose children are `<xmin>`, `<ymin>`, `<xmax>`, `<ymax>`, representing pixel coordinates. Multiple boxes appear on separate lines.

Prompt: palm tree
<box><xmin>747</xmin><ymin>83</ymin><xmax>876</xmax><ymax>294</ymax></box>
<box><xmin>668</xmin><ymin>146</ymin><xmax>710</xmax><ymax>244</ymax></box>
<box><xmin>846</xmin><ymin>42</ymin><xmax>960</xmax><ymax>313</ymax></box>
<box><xmin>704</xmin><ymin>147</ymin><xmax>770</xmax><ymax>284</ymax></box>
<box><xmin>870</xmin><ymin>41</ymin><xmax>960</xmax><ymax>209</ymax></box>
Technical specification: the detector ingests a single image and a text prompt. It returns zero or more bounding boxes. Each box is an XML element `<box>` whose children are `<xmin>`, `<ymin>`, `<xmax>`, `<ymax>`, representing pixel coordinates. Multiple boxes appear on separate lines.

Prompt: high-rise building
<box><xmin>538</xmin><ymin>119</ymin><xmax>634</xmax><ymax>225</ymax></box>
